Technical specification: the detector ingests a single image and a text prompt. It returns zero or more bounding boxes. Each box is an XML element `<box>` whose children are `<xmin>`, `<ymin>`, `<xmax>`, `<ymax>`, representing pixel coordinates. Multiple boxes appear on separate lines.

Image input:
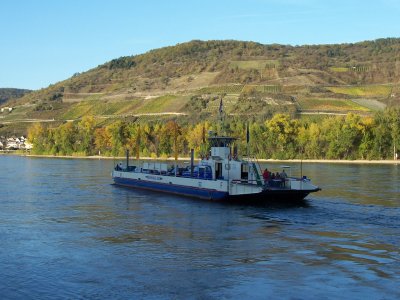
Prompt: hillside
<box><xmin>1</xmin><ymin>38</ymin><xmax>400</xmax><ymax>135</ymax></box>
<box><xmin>0</xmin><ymin>88</ymin><xmax>31</xmax><ymax>105</ymax></box>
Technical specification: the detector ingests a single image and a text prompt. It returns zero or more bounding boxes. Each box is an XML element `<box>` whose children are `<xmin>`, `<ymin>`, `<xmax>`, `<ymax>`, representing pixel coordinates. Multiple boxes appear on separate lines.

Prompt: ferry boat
<box><xmin>112</xmin><ymin>134</ymin><xmax>321</xmax><ymax>203</ymax></box>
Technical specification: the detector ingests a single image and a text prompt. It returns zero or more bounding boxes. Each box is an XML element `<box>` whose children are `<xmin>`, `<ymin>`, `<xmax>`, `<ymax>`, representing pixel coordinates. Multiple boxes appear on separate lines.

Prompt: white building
<box><xmin>0</xmin><ymin>107</ymin><xmax>13</xmax><ymax>113</ymax></box>
<box><xmin>23</xmin><ymin>141</ymin><xmax>33</xmax><ymax>150</ymax></box>
<box><xmin>6</xmin><ymin>140</ymin><xmax>19</xmax><ymax>150</ymax></box>
<box><xmin>2</xmin><ymin>136</ymin><xmax>32</xmax><ymax>150</ymax></box>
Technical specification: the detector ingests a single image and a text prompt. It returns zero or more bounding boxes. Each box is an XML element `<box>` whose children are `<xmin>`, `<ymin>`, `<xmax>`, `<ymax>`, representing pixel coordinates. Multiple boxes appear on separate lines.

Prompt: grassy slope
<box><xmin>326</xmin><ymin>85</ymin><xmax>392</xmax><ymax>97</ymax></box>
<box><xmin>298</xmin><ymin>98</ymin><xmax>369</xmax><ymax>111</ymax></box>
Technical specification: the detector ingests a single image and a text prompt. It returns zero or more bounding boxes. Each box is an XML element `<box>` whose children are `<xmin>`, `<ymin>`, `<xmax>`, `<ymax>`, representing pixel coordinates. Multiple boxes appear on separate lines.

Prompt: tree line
<box><xmin>27</xmin><ymin>109</ymin><xmax>400</xmax><ymax>160</ymax></box>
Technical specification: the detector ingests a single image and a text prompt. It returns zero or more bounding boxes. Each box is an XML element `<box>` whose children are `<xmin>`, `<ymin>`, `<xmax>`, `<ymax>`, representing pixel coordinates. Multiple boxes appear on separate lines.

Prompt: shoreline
<box><xmin>1</xmin><ymin>152</ymin><xmax>399</xmax><ymax>165</ymax></box>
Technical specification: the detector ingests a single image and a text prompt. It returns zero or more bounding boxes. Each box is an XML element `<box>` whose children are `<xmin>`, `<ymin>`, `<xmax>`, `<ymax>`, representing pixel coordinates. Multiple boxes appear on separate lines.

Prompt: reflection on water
<box><xmin>0</xmin><ymin>156</ymin><xmax>399</xmax><ymax>299</ymax></box>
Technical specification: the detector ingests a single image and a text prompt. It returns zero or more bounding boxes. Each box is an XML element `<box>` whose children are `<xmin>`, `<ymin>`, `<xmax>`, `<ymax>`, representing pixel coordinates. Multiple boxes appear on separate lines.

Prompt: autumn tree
<box><xmin>76</xmin><ymin>116</ymin><xmax>96</xmax><ymax>155</ymax></box>
<box><xmin>28</xmin><ymin>123</ymin><xmax>48</xmax><ymax>154</ymax></box>
<box><xmin>264</xmin><ymin>114</ymin><xmax>299</xmax><ymax>159</ymax></box>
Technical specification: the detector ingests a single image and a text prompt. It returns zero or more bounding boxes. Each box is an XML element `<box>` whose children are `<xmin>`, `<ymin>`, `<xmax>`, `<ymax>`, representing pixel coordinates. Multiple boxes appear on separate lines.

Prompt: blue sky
<box><xmin>1</xmin><ymin>0</ymin><xmax>399</xmax><ymax>90</ymax></box>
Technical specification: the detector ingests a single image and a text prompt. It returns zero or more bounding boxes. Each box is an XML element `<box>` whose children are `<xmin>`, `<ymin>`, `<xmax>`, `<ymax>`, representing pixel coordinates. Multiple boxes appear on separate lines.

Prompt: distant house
<box><xmin>6</xmin><ymin>137</ymin><xmax>20</xmax><ymax>150</ymax></box>
<box><xmin>0</xmin><ymin>107</ymin><xmax>13</xmax><ymax>113</ymax></box>
<box><xmin>23</xmin><ymin>141</ymin><xmax>33</xmax><ymax>150</ymax></box>
<box><xmin>0</xmin><ymin>141</ymin><xmax>3</xmax><ymax>149</ymax></box>
<box><xmin>0</xmin><ymin>136</ymin><xmax>32</xmax><ymax>150</ymax></box>
<box><xmin>6</xmin><ymin>140</ymin><xmax>18</xmax><ymax>150</ymax></box>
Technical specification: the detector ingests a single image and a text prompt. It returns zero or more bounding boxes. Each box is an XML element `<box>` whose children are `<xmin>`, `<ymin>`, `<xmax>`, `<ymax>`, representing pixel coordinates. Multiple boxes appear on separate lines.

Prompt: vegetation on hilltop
<box><xmin>18</xmin><ymin>38</ymin><xmax>400</xmax><ymax>101</ymax></box>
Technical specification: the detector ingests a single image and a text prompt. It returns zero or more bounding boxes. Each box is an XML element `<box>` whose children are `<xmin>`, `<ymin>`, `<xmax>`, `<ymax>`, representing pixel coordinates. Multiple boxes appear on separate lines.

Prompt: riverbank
<box><xmin>1</xmin><ymin>151</ymin><xmax>399</xmax><ymax>164</ymax></box>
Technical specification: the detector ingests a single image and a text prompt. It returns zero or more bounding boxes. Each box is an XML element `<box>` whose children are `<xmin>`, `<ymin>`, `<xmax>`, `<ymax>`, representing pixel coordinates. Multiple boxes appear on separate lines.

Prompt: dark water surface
<box><xmin>0</xmin><ymin>156</ymin><xmax>399</xmax><ymax>299</ymax></box>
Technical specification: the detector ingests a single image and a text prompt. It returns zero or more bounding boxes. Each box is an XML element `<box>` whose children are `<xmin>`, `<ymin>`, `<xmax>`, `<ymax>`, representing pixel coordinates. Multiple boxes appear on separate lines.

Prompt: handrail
<box><xmin>253</xmin><ymin>155</ymin><xmax>263</xmax><ymax>177</ymax></box>
<box><xmin>247</xmin><ymin>154</ymin><xmax>263</xmax><ymax>186</ymax></box>
<box><xmin>231</xmin><ymin>179</ymin><xmax>260</xmax><ymax>184</ymax></box>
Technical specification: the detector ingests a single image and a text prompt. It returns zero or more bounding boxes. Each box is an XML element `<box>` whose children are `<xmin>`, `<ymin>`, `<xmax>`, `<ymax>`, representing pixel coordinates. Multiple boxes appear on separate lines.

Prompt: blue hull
<box><xmin>113</xmin><ymin>177</ymin><xmax>229</xmax><ymax>201</ymax></box>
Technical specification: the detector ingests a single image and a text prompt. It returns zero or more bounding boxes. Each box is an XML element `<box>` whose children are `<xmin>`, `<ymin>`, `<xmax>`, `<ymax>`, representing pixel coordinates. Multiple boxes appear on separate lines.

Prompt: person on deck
<box><xmin>262</xmin><ymin>168</ymin><xmax>270</xmax><ymax>185</ymax></box>
<box><xmin>280</xmin><ymin>169</ymin><xmax>287</xmax><ymax>187</ymax></box>
<box><xmin>270</xmin><ymin>172</ymin><xmax>277</xmax><ymax>186</ymax></box>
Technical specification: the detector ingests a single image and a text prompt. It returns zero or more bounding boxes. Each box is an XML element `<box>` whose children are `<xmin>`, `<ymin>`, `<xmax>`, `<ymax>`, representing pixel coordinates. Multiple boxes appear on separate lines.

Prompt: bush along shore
<box><xmin>26</xmin><ymin>109</ymin><xmax>400</xmax><ymax>161</ymax></box>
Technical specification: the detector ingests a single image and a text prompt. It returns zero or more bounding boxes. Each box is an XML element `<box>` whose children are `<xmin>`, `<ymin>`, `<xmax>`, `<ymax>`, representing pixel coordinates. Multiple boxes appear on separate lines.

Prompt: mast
<box><xmin>173</xmin><ymin>122</ymin><xmax>179</xmax><ymax>177</ymax></box>
<box><xmin>136</xmin><ymin>124</ymin><xmax>141</xmax><ymax>160</ymax></box>
<box><xmin>219</xmin><ymin>96</ymin><xmax>225</xmax><ymax>135</ymax></box>
<box><xmin>246</xmin><ymin>122</ymin><xmax>250</xmax><ymax>159</ymax></box>
<box><xmin>126</xmin><ymin>149</ymin><xmax>129</xmax><ymax>169</ymax></box>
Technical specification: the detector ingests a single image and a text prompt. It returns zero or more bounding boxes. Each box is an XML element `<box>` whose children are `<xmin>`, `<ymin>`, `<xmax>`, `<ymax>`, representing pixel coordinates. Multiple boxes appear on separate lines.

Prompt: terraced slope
<box><xmin>1</xmin><ymin>39</ymin><xmax>400</xmax><ymax>135</ymax></box>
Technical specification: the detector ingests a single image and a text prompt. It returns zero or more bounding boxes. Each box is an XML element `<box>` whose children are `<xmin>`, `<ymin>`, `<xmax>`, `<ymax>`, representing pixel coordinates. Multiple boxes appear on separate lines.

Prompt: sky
<box><xmin>1</xmin><ymin>0</ymin><xmax>399</xmax><ymax>90</ymax></box>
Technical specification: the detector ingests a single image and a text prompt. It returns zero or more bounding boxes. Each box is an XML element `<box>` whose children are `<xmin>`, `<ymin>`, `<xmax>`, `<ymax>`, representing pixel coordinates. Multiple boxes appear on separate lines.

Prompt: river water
<box><xmin>0</xmin><ymin>156</ymin><xmax>399</xmax><ymax>299</ymax></box>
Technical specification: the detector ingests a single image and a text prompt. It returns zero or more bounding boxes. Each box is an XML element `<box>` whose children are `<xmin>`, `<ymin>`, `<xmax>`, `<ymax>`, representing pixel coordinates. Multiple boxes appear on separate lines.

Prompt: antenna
<box><xmin>218</xmin><ymin>95</ymin><xmax>225</xmax><ymax>136</ymax></box>
<box><xmin>246</xmin><ymin>122</ymin><xmax>250</xmax><ymax>159</ymax></box>
<box><xmin>136</xmin><ymin>124</ymin><xmax>141</xmax><ymax>160</ymax></box>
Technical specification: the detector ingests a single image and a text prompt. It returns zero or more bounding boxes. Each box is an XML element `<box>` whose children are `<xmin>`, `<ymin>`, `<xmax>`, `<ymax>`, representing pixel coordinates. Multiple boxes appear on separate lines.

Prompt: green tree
<box><xmin>358</xmin><ymin>116</ymin><xmax>375</xmax><ymax>159</ymax></box>
<box><xmin>186</xmin><ymin>122</ymin><xmax>211</xmax><ymax>157</ymax></box>
<box><xmin>107</xmin><ymin>121</ymin><xmax>129</xmax><ymax>156</ymax></box>
<box><xmin>387</xmin><ymin>108</ymin><xmax>400</xmax><ymax>159</ymax></box>
<box><xmin>76</xmin><ymin>116</ymin><xmax>96</xmax><ymax>155</ymax></box>
<box><xmin>28</xmin><ymin>123</ymin><xmax>48</xmax><ymax>154</ymax></box>
<box><xmin>297</xmin><ymin>123</ymin><xmax>323</xmax><ymax>159</ymax></box>
<box><xmin>264</xmin><ymin>114</ymin><xmax>299</xmax><ymax>159</ymax></box>
<box><xmin>371</xmin><ymin>111</ymin><xmax>392</xmax><ymax>159</ymax></box>
<box><xmin>53</xmin><ymin>122</ymin><xmax>76</xmax><ymax>155</ymax></box>
<box><xmin>94</xmin><ymin>127</ymin><xmax>112</xmax><ymax>155</ymax></box>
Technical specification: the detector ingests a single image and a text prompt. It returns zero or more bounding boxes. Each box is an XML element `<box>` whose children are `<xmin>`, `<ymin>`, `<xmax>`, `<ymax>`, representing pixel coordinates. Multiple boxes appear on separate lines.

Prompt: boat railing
<box><xmin>226</xmin><ymin>177</ymin><xmax>312</xmax><ymax>191</ymax></box>
<box><xmin>114</xmin><ymin>165</ymin><xmax>136</xmax><ymax>172</ymax></box>
<box><xmin>230</xmin><ymin>179</ymin><xmax>260</xmax><ymax>185</ymax></box>
<box><xmin>287</xmin><ymin>176</ymin><xmax>311</xmax><ymax>182</ymax></box>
